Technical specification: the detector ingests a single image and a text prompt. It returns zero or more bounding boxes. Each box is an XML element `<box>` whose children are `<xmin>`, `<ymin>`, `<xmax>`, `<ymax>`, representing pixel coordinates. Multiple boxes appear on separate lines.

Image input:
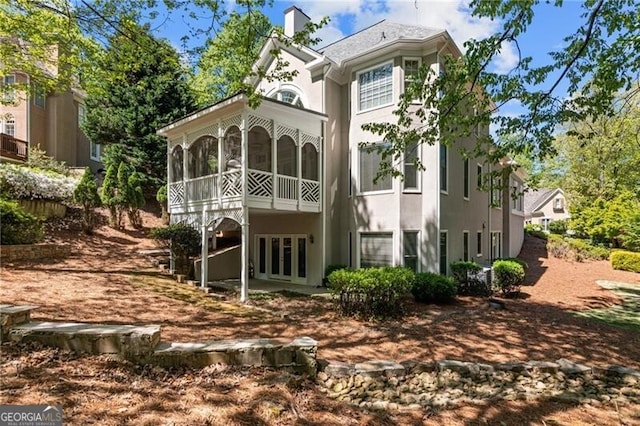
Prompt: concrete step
<box><xmin>8</xmin><ymin>322</ymin><xmax>161</xmax><ymax>359</ymax></box>
<box><xmin>1</xmin><ymin>305</ymin><xmax>39</xmax><ymax>342</ymax></box>
<box><xmin>152</xmin><ymin>337</ymin><xmax>317</xmax><ymax>374</ymax></box>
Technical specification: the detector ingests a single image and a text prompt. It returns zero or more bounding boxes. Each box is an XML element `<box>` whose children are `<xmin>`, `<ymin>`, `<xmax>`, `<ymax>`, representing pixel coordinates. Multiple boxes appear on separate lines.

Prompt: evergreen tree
<box><xmin>100</xmin><ymin>164</ymin><xmax>119</xmax><ymax>228</ymax></box>
<box><xmin>73</xmin><ymin>168</ymin><xmax>102</xmax><ymax>234</ymax></box>
<box><xmin>126</xmin><ymin>171</ymin><xmax>145</xmax><ymax>229</ymax></box>
<box><xmin>83</xmin><ymin>20</ymin><xmax>196</xmax><ymax>187</ymax></box>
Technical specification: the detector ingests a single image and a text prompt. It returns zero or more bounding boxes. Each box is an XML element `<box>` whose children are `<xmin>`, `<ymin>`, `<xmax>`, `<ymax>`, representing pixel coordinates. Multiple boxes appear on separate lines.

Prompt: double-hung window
<box><xmin>463</xmin><ymin>231</ymin><xmax>470</xmax><ymax>262</ymax></box>
<box><xmin>403</xmin><ymin>142</ymin><xmax>419</xmax><ymax>191</ymax></box>
<box><xmin>360</xmin><ymin>232</ymin><xmax>393</xmax><ymax>268</ymax></box>
<box><xmin>4</xmin><ymin>118</ymin><xmax>15</xmax><ymax>136</ymax></box>
<box><xmin>358</xmin><ymin>62</ymin><xmax>393</xmax><ymax>111</ymax></box>
<box><xmin>440</xmin><ymin>144</ymin><xmax>448</xmax><ymax>192</ymax></box>
<box><xmin>2</xmin><ymin>75</ymin><xmax>16</xmax><ymax>103</ymax></box>
<box><xmin>34</xmin><ymin>83</ymin><xmax>46</xmax><ymax>108</ymax></box>
<box><xmin>463</xmin><ymin>158</ymin><xmax>470</xmax><ymax>199</ymax></box>
<box><xmin>403</xmin><ymin>231</ymin><xmax>419</xmax><ymax>272</ymax></box>
<box><xmin>403</xmin><ymin>58</ymin><xmax>421</xmax><ymax>101</ymax></box>
<box><xmin>359</xmin><ymin>142</ymin><xmax>392</xmax><ymax>193</ymax></box>
<box><xmin>439</xmin><ymin>231</ymin><xmax>448</xmax><ymax>274</ymax></box>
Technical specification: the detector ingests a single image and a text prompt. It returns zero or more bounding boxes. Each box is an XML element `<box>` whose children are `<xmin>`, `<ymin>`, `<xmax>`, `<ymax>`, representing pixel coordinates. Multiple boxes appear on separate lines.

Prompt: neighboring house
<box><xmin>158</xmin><ymin>7</ymin><xmax>525</xmax><ymax>298</ymax></box>
<box><xmin>0</xmin><ymin>68</ymin><xmax>101</xmax><ymax>172</ymax></box>
<box><xmin>524</xmin><ymin>188</ymin><xmax>570</xmax><ymax>231</ymax></box>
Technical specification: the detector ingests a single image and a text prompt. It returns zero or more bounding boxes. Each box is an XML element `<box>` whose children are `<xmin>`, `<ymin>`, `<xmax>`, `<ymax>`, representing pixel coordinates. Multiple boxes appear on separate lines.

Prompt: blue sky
<box><xmin>155</xmin><ymin>0</ymin><xmax>588</xmax><ymax>117</ymax></box>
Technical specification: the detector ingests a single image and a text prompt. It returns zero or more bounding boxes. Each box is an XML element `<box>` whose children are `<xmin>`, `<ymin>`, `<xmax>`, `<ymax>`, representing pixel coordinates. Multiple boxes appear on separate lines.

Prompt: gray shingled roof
<box><xmin>524</xmin><ymin>188</ymin><xmax>556</xmax><ymax>215</ymax></box>
<box><xmin>320</xmin><ymin>20</ymin><xmax>444</xmax><ymax>65</ymax></box>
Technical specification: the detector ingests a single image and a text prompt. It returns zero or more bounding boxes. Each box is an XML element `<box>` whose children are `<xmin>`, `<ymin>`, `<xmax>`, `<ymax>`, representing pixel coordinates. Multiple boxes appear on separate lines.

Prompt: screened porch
<box><xmin>165</xmin><ymin>98</ymin><xmax>324</xmax><ymax>214</ymax></box>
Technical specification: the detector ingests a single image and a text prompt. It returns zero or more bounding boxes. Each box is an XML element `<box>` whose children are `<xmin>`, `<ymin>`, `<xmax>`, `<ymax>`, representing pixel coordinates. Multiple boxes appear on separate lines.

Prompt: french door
<box><xmin>256</xmin><ymin>234</ymin><xmax>307</xmax><ymax>283</ymax></box>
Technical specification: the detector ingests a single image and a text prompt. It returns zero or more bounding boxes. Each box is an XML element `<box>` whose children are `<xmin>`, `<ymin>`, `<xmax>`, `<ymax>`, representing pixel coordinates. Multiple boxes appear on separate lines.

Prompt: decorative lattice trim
<box><xmin>221</xmin><ymin>115</ymin><xmax>242</xmax><ymax>133</ymax></box>
<box><xmin>276</xmin><ymin>124</ymin><xmax>297</xmax><ymax>143</ymax></box>
<box><xmin>248</xmin><ymin>114</ymin><xmax>272</xmax><ymax>135</ymax></box>
<box><xmin>187</xmin><ymin>124</ymin><xmax>219</xmax><ymax>146</ymax></box>
<box><xmin>301</xmin><ymin>133</ymin><xmax>320</xmax><ymax>152</ymax></box>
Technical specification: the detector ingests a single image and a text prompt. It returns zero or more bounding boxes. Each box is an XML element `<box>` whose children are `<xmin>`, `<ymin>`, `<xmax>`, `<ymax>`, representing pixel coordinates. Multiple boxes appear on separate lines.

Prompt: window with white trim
<box><xmin>463</xmin><ymin>158</ymin><xmax>470</xmax><ymax>199</ymax></box>
<box><xmin>476</xmin><ymin>164</ymin><xmax>483</xmax><ymax>190</ymax></box>
<box><xmin>440</xmin><ymin>144</ymin><xmax>448</xmax><ymax>192</ymax></box>
<box><xmin>476</xmin><ymin>231</ymin><xmax>483</xmax><ymax>257</ymax></box>
<box><xmin>360</xmin><ymin>232</ymin><xmax>393</xmax><ymax>268</ymax></box>
<box><xmin>2</xmin><ymin>74</ymin><xmax>16</xmax><ymax>103</ymax></box>
<box><xmin>491</xmin><ymin>231</ymin><xmax>502</xmax><ymax>260</ymax></box>
<box><xmin>403</xmin><ymin>142</ymin><xmax>419</xmax><ymax>191</ymax></box>
<box><xmin>4</xmin><ymin>118</ymin><xmax>15</xmax><ymax>136</ymax></box>
<box><xmin>463</xmin><ymin>231</ymin><xmax>470</xmax><ymax>262</ymax></box>
<box><xmin>541</xmin><ymin>218</ymin><xmax>552</xmax><ymax>232</ymax></box>
<box><xmin>358</xmin><ymin>62</ymin><xmax>393</xmax><ymax>111</ymax></box>
<box><xmin>403</xmin><ymin>58</ymin><xmax>421</xmax><ymax>101</ymax></box>
<box><xmin>491</xmin><ymin>175</ymin><xmax>502</xmax><ymax>207</ymax></box>
<box><xmin>90</xmin><ymin>140</ymin><xmax>101</xmax><ymax>161</ymax></box>
<box><xmin>439</xmin><ymin>231</ymin><xmax>448</xmax><ymax>274</ymax></box>
<box><xmin>271</xmin><ymin>89</ymin><xmax>304</xmax><ymax>108</ymax></box>
<box><xmin>403</xmin><ymin>230</ymin><xmax>419</xmax><ymax>272</ymax></box>
<box><xmin>34</xmin><ymin>82</ymin><xmax>45</xmax><ymax>108</ymax></box>
<box><xmin>554</xmin><ymin>197</ymin><xmax>564</xmax><ymax>210</ymax></box>
<box><xmin>359</xmin><ymin>143</ymin><xmax>392</xmax><ymax>193</ymax></box>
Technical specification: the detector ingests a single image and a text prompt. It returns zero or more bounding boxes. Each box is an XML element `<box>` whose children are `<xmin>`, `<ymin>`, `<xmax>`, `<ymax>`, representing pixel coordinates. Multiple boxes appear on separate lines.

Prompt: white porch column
<box><xmin>200</xmin><ymin>211</ymin><xmax>209</xmax><ymax>288</ymax></box>
<box><xmin>240</xmin><ymin>208</ymin><xmax>249</xmax><ymax>302</ymax></box>
<box><xmin>240</xmin><ymin>112</ymin><xmax>249</xmax><ymax>302</ymax></box>
<box><xmin>272</xmin><ymin>119</ymin><xmax>278</xmax><ymax>206</ymax></box>
<box><xmin>297</xmin><ymin>129</ymin><xmax>302</xmax><ymax>209</ymax></box>
<box><xmin>217</xmin><ymin>120</ymin><xmax>223</xmax><ymax>203</ymax></box>
<box><xmin>181</xmin><ymin>133</ymin><xmax>188</xmax><ymax>211</ymax></box>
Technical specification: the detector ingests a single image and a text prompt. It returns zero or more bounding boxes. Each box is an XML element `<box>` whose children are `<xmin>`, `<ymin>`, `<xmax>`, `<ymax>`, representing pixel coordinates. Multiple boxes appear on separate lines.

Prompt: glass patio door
<box><xmin>270</xmin><ymin>236</ymin><xmax>292</xmax><ymax>280</ymax></box>
<box><xmin>256</xmin><ymin>234</ymin><xmax>307</xmax><ymax>283</ymax></box>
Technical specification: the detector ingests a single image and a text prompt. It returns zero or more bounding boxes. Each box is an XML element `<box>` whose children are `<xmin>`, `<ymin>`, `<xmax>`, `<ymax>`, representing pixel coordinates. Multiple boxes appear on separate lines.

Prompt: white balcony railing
<box><xmin>168</xmin><ymin>168</ymin><xmax>320</xmax><ymax>211</ymax></box>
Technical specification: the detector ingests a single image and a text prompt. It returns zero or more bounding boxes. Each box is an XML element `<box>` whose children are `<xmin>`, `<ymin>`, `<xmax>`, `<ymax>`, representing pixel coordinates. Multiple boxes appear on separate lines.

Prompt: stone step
<box><xmin>8</xmin><ymin>322</ymin><xmax>161</xmax><ymax>359</ymax></box>
<box><xmin>152</xmin><ymin>336</ymin><xmax>317</xmax><ymax>374</ymax></box>
<box><xmin>1</xmin><ymin>305</ymin><xmax>39</xmax><ymax>342</ymax></box>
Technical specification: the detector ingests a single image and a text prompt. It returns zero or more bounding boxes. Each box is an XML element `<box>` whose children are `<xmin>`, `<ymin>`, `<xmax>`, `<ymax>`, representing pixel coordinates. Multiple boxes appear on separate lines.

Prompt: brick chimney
<box><xmin>284</xmin><ymin>6</ymin><xmax>310</xmax><ymax>38</ymax></box>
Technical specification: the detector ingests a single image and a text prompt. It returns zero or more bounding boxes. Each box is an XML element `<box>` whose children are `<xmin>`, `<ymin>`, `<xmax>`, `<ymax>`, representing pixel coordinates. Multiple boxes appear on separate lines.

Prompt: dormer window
<box><xmin>271</xmin><ymin>89</ymin><xmax>304</xmax><ymax>108</ymax></box>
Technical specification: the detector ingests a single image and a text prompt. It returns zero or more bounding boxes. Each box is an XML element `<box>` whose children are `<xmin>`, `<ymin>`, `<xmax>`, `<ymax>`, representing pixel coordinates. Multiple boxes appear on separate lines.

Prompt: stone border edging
<box><xmin>0</xmin><ymin>244</ymin><xmax>70</xmax><ymax>261</ymax></box>
<box><xmin>317</xmin><ymin>359</ymin><xmax>640</xmax><ymax>410</ymax></box>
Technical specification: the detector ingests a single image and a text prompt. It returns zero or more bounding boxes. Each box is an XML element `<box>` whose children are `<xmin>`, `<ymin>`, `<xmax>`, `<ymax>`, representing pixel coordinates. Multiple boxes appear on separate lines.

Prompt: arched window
<box><xmin>277</xmin><ymin>135</ymin><xmax>297</xmax><ymax>177</ymax></box>
<box><xmin>301</xmin><ymin>144</ymin><xmax>318</xmax><ymax>181</ymax></box>
<box><xmin>171</xmin><ymin>146</ymin><xmax>184</xmax><ymax>182</ymax></box>
<box><xmin>224</xmin><ymin>126</ymin><xmax>241</xmax><ymax>171</ymax></box>
<box><xmin>248</xmin><ymin>126</ymin><xmax>271</xmax><ymax>171</ymax></box>
<box><xmin>271</xmin><ymin>89</ymin><xmax>304</xmax><ymax>108</ymax></box>
<box><xmin>188</xmin><ymin>136</ymin><xmax>217</xmax><ymax>179</ymax></box>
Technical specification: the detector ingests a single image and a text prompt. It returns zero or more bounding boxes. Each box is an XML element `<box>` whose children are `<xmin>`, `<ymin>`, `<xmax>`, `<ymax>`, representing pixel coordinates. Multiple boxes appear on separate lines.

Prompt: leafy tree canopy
<box><xmin>363</xmin><ymin>0</ymin><xmax>640</xmax><ymax>180</ymax></box>
<box><xmin>82</xmin><ymin>20</ymin><xmax>196</xmax><ymax>185</ymax></box>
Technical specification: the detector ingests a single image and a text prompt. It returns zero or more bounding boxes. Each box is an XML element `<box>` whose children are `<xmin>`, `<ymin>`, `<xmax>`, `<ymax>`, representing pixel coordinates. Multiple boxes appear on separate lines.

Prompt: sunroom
<box><xmin>157</xmin><ymin>93</ymin><xmax>327</xmax><ymax>301</ymax></box>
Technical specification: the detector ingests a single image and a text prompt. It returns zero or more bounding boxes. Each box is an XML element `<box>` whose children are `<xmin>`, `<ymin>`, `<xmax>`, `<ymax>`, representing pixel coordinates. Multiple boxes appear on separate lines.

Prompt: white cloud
<box><xmin>291</xmin><ymin>0</ymin><xmax>515</xmax><ymax>72</ymax></box>
<box><xmin>492</xmin><ymin>41</ymin><xmax>520</xmax><ymax>74</ymax></box>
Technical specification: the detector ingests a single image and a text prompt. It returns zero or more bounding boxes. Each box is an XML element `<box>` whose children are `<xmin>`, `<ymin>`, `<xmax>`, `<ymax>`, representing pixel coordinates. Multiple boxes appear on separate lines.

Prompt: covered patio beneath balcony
<box><xmin>158</xmin><ymin>93</ymin><xmax>327</xmax><ymax>301</ymax></box>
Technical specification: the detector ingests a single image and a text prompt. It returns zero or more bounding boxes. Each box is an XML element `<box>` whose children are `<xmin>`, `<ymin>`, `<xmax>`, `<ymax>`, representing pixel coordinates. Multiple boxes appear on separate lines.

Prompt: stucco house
<box><xmin>158</xmin><ymin>7</ymin><xmax>525</xmax><ymax>300</ymax></box>
<box><xmin>524</xmin><ymin>188</ymin><xmax>570</xmax><ymax>231</ymax></box>
<box><xmin>1</xmin><ymin>57</ymin><xmax>101</xmax><ymax>171</ymax></box>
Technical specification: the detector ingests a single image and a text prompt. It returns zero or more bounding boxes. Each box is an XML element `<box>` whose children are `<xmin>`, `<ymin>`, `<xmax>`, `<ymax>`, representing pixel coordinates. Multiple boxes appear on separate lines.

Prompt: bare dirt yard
<box><xmin>1</xmin><ymin>209</ymin><xmax>639</xmax><ymax>425</ymax></box>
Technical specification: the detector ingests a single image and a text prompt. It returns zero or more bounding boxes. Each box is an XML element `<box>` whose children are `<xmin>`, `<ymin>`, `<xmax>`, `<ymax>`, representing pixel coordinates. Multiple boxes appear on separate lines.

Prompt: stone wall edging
<box><xmin>0</xmin><ymin>244</ymin><xmax>71</xmax><ymax>262</ymax></box>
<box><xmin>316</xmin><ymin>358</ymin><xmax>640</xmax><ymax>410</ymax></box>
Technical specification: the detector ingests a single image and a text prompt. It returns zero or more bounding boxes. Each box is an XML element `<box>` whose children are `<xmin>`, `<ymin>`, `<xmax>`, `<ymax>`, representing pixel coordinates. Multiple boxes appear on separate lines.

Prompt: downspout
<box><xmin>435</xmin><ymin>41</ymin><xmax>447</xmax><ymax>272</ymax></box>
<box><xmin>321</xmin><ymin>63</ymin><xmax>328</xmax><ymax>283</ymax></box>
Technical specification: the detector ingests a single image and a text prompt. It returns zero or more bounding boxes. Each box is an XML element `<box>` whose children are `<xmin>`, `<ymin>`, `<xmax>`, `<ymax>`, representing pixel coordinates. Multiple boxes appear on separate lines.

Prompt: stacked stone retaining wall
<box><xmin>317</xmin><ymin>359</ymin><xmax>640</xmax><ymax>410</ymax></box>
<box><xmin>0</xmin><ymin>244</ymin><xmax>70</xmax><ymax>262</ymax></box>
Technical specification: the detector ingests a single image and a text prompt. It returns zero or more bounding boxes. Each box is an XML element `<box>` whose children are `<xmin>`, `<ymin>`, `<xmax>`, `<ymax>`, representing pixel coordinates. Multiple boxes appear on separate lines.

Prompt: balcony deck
<box><xmin>168</xmin><ymin>168</ymin><xmax>321</xmax><ymax>214</ymax></box>
<box><xmin>0</xmin><ymin>133</ymin><xmax>28</xmax><ymax>162</ymax></box>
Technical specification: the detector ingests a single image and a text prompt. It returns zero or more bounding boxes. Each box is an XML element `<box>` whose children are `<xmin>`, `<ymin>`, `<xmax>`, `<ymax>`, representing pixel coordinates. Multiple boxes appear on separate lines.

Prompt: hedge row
<box><xmin>611</xmin><ymin>251</ymin><xmax>640</xmax><ymax>273</ymax></box>
<box><xmin>547</xmin><ymin>234</ymin><xmax>610</xmax><ymax>261</ymax></box>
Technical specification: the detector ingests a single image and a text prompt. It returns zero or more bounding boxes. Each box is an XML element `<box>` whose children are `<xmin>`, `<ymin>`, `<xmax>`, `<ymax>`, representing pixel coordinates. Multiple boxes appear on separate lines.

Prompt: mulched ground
<box><xmin>1</xmin><ymin>211</ymin><xmax>639</xmax><ymax>425</ymax></box>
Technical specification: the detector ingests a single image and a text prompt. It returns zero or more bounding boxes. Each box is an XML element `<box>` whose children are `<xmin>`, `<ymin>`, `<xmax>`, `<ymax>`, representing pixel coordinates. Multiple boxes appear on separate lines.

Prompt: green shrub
<box><xmin>412</xmin><ymin>272</ymin><xmax>457</xmax><ymax>303</ymax></box>
<box><xmin>450</xmin><ymin>261</ymin><xmax>489</xmax><ymax>296</ymax></box>
<box><xmin>157</xmin><ymin>185</ymin><xmax>169</xmax><ymax>225</ymax></box>
<box><xmin>150</xmin><ymin>224</ymin><xmax>201</xmax><ymax>277</ymax></box>
<box><xmin>525</xmin><ymin>224</ymin><xmax>547</xmax><ymax>240</ymax></box>
<box><xmin>548</xmin><ymin>219</ymin><xmax>568</xmax><ymax>235</ymax></box>
<box><xmin>611</xmin><ymin>251</ymin><xmax>640</xmax><ymax>273</ymax></box>
<box><xmin>325</xmin><ymin>264</ymin><xmax>347</xmax><ymax>278</ymax></box>
<box><xmin>327</xmin><ymin>266</ymin><xmax>414</xmax><ymax>318</ymax></box>
<box><xmin>546</xmin><ymin>235</ymin><xmax>610</xmax><ymax>261</ymax></box>
<box><xmin>73</xmin><ymin>168</ymin><xmax>102</xmax><ymax>234</ymax></box>
<box><xmin>492</xmin><ymin>260</ymin><xmax>525</xmax><ymax>296</ymax></box>
<box><xmin>498</xmin><ymin>257</ymin><xmax>529</xmax><ymax>271</ymax></box>
<box><xmin>621</xmin><ymin>214</ymin><xmax>640</xmax><ymax>252</ymax></box>
<box><xmin>0</xmin><ymin>199</ymin><xmax>44</xmax><ymax>245</ymax></box>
